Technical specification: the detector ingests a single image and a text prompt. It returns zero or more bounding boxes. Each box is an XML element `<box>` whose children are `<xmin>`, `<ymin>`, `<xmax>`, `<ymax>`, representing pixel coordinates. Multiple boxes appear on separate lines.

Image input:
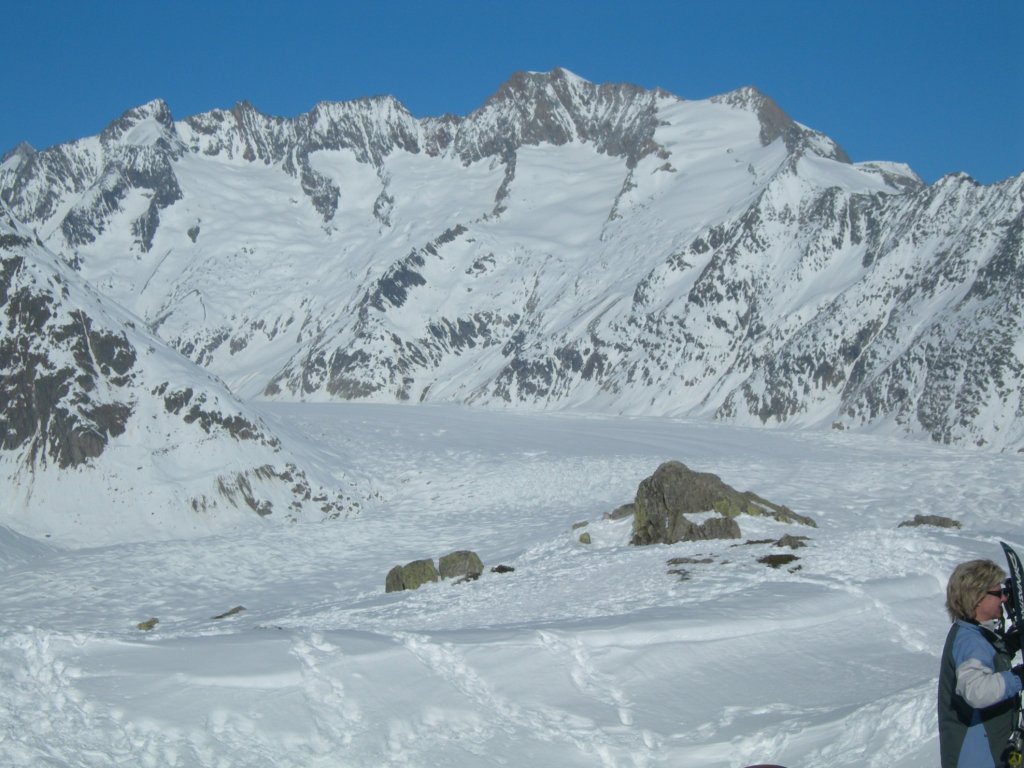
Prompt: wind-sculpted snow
<box><xmin>1</xmin><ymin>68</ymin><xmax>1021</xmax><ymax>451</ymax></box>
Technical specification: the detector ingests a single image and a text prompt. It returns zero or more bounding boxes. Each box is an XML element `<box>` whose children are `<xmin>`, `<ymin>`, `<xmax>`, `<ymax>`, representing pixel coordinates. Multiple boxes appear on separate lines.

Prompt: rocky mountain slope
<box><xmin>2</xmin><ymin>67</ymin><xmax>1021</xmax><ymax>452</ymax></box>
<box><xmin>0</xmin><ymin>205</ymin><xmax>359</xmax><ymax>545</ymax></box>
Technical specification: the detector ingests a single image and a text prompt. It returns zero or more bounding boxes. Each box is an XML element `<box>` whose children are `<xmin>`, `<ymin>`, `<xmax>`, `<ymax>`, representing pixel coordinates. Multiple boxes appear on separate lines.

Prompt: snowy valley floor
<box><xmin>2</xmin><ymin>403</ymin><xmax>1023</xmax><ymax>767</ymax></box>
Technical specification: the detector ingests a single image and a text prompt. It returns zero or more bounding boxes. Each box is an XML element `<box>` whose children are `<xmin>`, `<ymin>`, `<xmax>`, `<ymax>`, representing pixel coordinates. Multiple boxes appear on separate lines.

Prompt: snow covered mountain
<box><xmin>0</xmin><ymin>205</ymin><xmax>359</xmax><ymax>545</ymax></box>
<box><xmin>2</xmin><ymin>69</ymin><xmax>1024</xmax><ymax>768</ymax></box>
<box><xmin>2</xmin><ymin>67</ymin><xmax>1022</xmax><ymax>451</ymax></box>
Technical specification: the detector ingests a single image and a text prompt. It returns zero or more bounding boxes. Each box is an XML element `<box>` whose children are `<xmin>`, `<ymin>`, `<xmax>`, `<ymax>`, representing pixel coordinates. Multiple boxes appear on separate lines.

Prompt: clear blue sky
<box><xmin>4</xmin><ymin>0</ymin><xmax>1021</xmax><ymax>184</ymax></box>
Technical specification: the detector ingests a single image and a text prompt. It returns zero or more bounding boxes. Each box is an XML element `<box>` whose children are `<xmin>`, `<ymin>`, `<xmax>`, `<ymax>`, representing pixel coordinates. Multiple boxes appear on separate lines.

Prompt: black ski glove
<box><xmin>1006</xmin><ymin>624</ymin><xmax>1021</xmax><ymax>655</ymax></box>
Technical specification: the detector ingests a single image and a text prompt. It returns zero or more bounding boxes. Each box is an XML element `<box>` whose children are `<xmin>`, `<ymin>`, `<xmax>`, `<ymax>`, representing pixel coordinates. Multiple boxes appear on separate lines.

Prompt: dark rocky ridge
<box><xmin>0</xmin><ymin>209</ymin><xmax>355</xmax><ymax>529</ymax></box>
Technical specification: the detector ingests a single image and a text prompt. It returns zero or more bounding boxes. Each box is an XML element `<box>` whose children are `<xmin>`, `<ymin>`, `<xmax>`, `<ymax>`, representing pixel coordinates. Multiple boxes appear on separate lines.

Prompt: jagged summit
<box><xmin>484</xmin><ymin>67</ymin><xmax>600</xmax><ymax>104</ymax></box>
<box><xmin>452</xmin><ymin>68</ymin><xmax>664</xmax><ymax>166</ymax></box>
<box><xmin>528</xmin><ymin>66</ymin><xmax>591</xmax><ymax>82</ymax></box>
<box><xmin>1</xmin><ymin>70</ymin><xmax>854</xmax><ymax>187</ymax></box>
<box><xmin>712</xmin><ymin>85</ymin><xmax>850</xmax><ymax>162</ymax></box>
<box><xmin>100</xmin><ymin>98</ymin><xmax>179</xmax><ymax>147</ymax></box>
<box><xmin>1</xmin><ymin>141</ymin><xmax>36</xmax><ymax>166</ymax></box>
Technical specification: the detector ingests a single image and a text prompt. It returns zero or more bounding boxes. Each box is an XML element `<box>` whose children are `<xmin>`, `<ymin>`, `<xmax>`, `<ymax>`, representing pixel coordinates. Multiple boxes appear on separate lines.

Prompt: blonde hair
<box><xmin>945</xmin><ymin>559</ymin><xmax>1006</xmax><ymax>622</ymax></box>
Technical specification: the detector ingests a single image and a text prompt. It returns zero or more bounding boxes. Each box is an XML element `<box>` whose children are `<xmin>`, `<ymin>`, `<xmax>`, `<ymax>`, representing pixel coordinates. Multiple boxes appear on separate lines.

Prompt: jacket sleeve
<box><xmin>955</xmin><ymin>657</ymin><xmax>1020</xmax><ymax>708</ymax></box>
<box><xmin>953</xmin><ymin>628</ymin><xmax>1023</xmax><ymax>708</ymax></box>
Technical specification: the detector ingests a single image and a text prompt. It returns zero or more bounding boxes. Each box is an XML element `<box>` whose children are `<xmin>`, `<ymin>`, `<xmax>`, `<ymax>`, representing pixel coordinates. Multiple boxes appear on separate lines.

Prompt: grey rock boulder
<box><xmin>438</xmin><ymin>550</ymin><xmax>484</xmax><ymax>582</ymax></box>
<box><xmin>631</xmin><ymin>460</ymin><xmax>812</xmax><ymax>546</ymax></box>
<box><xmin>385</xmin><ymin>558</ymin><xmax>440</xmax><ymax>593</ymax></box>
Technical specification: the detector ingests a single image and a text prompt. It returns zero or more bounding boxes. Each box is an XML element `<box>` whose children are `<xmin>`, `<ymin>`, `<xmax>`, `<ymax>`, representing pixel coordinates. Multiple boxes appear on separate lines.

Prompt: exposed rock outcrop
<box><xmin>630</xmin><ymin>461</ymin><xmax>814</xmax><ymax>546</ymax></box>
<box><xmin>0</xmin><ymin>210</ymin><xmax>358</xmax><ymax>543</ymax></box>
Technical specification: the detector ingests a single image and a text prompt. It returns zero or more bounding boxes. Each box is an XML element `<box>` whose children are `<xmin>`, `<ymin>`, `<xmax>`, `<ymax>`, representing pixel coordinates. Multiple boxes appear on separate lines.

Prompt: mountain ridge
<box><xmin>1</xmin><ymin>68</ymin><xmax>1021</xmax><ymax>456</ymax></box>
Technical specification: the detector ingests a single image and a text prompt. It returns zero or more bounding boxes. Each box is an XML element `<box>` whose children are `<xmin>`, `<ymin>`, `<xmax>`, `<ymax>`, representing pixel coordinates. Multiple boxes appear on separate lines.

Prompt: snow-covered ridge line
<box><xmin>0</xmin><ymin>67</ymin><xmax>823</xmax><ymax>226</ymax></box>
<box><xmin>1</xmin><ymin>69</ymin><xmax>1021</xmax><ymax>453</ymax></box>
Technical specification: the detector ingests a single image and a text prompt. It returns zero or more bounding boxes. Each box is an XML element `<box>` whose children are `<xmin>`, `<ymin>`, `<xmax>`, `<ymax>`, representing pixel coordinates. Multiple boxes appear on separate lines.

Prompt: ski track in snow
<box><xmin>1</xmin><ymin>402</ymin><xmax>1022</xmax><ymax>767</ymax></box>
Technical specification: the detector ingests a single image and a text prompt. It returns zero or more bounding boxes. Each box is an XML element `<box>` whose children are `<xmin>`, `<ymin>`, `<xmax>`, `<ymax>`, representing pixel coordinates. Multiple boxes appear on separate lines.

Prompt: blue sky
<box><xmin>3</xmin><ymin>0</ymin><xmax>1021</xmax><ymax>184</ymax></box>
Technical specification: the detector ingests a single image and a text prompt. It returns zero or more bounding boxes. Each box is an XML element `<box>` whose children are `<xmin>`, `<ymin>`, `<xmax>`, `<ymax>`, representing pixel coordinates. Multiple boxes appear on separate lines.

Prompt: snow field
<box><xmin>2</xmin><ymin>402</ymin><xmax>1021</xmax><ymax>766</ymax></box>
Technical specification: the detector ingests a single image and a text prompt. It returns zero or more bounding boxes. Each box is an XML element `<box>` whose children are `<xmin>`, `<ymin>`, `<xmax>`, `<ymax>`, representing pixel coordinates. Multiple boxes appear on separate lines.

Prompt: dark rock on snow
<box><xmin>630</xmin><ymin>460</ymin><xmax>814</xmax><ymax>546</ymax></box>
<box><xmin>898</xmin><ymin>514</ymin><xmax>961</xmax><ymax>529</ymax></box>
<box><xmin>385</xmin><ymin>558</ymin><xmax>440</xmax><ymax>593</ymax></box>
<box><xmin>386</xmin><ymin>550</ymin><xmax>485</xmax><ymax>592</ymax></box>
<box><xmin>438</xmin><ymin>550</ymin><xmax>484</xmax><ymax>581</ymax></box>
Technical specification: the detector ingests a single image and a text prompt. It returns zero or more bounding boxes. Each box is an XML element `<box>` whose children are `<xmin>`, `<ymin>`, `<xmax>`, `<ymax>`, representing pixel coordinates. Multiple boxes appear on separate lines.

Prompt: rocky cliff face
<box><xmin>2</xmin><ymin>68</ymin><xmax>1021</xmax><ymax>452</ymax></box>
<box><xmin>0</xmin><ymin>206</ymin><xmax>358</xmax><ymax>544</ymax></box>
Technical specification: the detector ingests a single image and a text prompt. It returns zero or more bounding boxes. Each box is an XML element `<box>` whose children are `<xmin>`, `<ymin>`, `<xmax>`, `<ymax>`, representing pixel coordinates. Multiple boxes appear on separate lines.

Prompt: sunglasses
<box><xmin>985</xmin><ymin>586</ymin><xmax>1010</xmax><ymax>598</ymax></box>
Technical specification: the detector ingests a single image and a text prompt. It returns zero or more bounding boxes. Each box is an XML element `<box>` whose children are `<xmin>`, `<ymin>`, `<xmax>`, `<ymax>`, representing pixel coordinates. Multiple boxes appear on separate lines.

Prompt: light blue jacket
<box><xmin>938</xmin><ymin>619</ymin><xmax>1022</xmax><ymax>768</ymax></box>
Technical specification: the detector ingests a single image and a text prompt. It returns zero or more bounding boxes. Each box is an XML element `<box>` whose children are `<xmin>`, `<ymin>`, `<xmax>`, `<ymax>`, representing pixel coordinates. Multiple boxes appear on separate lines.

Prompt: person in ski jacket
<box><xmin>938</xmin><ymin>559</ymin><xmax>1024</xmax><ymax>768</ymax></box>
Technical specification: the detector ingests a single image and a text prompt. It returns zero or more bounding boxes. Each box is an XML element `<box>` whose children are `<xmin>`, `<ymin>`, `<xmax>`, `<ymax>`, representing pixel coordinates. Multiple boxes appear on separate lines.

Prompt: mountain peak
<box><xmin>462</xmin><ymin>68</ymin><xmax>661</xmax><ymax>166</ymax></box>
<box><xmin>310</xmin><ymin>93</ymin><xmax>409</xmax><ymax>113</ymax></box>
<box><xmin>101</xmin><ymin>98</ymin><xmax>178</xmax><ymax>147</ymax></box>
<box><xmin>712</xmin><ymin>85</ymin><xmax>850</xmax><ymax>163</ymax></box>
<box><xmin>1</xmin><ymin>141</ymin><xmax>36</xmax><ymax>166</ymax></box>
<box><xmin>548</xmin><ymin>66</ymin><xmax>591</xmax><ymax>85</ymax></box>
<box><xmin>486</xmin><ymin>67</ymin><xmax>646</xmax><ymax>109</ymax></box>
<box><xmin>510</xmin><ymin>67</ymin><xmax>593</xmax><ymax>91</ymax></box>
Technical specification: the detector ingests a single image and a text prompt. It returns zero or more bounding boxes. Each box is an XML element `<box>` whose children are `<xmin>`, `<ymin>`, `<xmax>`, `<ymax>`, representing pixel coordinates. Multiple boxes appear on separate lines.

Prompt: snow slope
<box><xmin>0</xmin><ymin>206</ymin><xmax>361</xmax><ymax>545</ymax></box>
<box><xmin>2</xmin><ymin>402</ymin><xmax>1021</xmax><ymax>767</ymax></box>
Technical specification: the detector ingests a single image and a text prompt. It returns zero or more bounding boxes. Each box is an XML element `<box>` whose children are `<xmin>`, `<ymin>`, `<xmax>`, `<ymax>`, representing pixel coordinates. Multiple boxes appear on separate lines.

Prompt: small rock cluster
<box><xmin>664</xmin><ymin>534</ymin><xmax>811</xmax><ymax>580</ymax></box>
<box><xmin>386</xmin><ymin>549</ymin><xmax>513</xmax><ymax>593</ymax></box>
<box><xmin>136</xmin><ymin>605</ymin><xmax>246</xmax><ymax>632</ymax></box>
